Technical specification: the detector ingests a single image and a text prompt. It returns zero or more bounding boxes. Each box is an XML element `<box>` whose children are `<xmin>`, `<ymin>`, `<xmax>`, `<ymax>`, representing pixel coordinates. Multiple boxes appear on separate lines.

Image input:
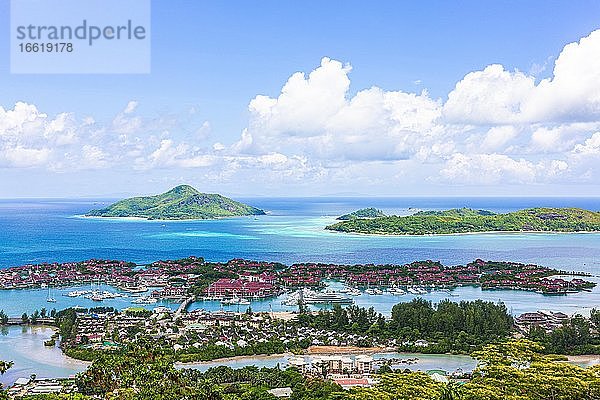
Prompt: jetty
<box><xmin>175</xmin><ymin>296</ymin><xmax>195</xmax><ymax>318</ymax></box>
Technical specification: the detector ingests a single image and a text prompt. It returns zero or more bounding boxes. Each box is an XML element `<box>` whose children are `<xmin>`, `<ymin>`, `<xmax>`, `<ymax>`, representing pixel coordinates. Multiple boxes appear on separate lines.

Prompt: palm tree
<box><xmin>0</xmin><ymin>361</ymin><xmax>13</xmax><ymax>375</ymax></box>
<box><xmin>439</xmin><ymin>381</ymin><xmax>463</xmax><ymax>400</ymax></box>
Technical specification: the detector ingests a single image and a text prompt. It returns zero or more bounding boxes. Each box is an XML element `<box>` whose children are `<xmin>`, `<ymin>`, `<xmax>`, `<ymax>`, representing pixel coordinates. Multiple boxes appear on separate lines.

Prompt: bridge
<box><xmin>174</xmin><ymin>296</ymin><xmax>195</xmax><ymax>318</ymax></box>
<box><xmin>4</xmin><ymin>317</ymin><xmax>55</xmax><ymax>325</ymax></box>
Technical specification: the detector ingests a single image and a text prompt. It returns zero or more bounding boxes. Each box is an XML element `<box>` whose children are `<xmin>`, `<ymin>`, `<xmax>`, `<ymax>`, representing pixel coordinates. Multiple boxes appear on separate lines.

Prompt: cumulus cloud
<box><xmin>238</xmin><ymin>57</ymin><xmax>442</xmax><ymax>162</ymax></box>
<box><xmin>480</xmin><ymin>125</ymin><xmax>519</xmax><ymax>152</ymax></box>
<box><xmin>440</xmin><ymin>153</ymin><xmax>537</xmax><ymax>184</ymax></box>
<box><xmin>524</xmin><ymin>30</ymin><xmax>600</xmax><ymax>122</ymax></box>
<box><xmin>573</xmin><ymin>132</ymin><xmax>600</xmax><ymax>156</ymax></box>
<box><xmin>444</xmin><ymin>65</ymin><xmax>535</xmax><ymax>124</ymax></box>
<box><xmin>3</xmin><ymin>29</ymin><xmax>600</xmax><ymax>193</ymax></box>
<box><xmin>445</xmin><ymin>30</ymin><xmax>600</xmax><ymax>125</ymax></box>
<box><xmin>123</xmin><ymin>101</ymin><xmax>138</xmax><ymax>114</ymax></box>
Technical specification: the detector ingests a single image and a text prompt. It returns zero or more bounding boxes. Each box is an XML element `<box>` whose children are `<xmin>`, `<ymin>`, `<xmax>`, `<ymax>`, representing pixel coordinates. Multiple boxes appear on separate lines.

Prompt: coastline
<box><xmin>175</xmin><ymin>352</ymin><xmax>294</xmax><ymax>366</ymax></box>
<box><xmin>567</xmin><ymin>354</ymin><xmax>600</xmax><ymax>364</ymax></box>
<box><xmin>306</xmin><ymin>345</ymin><xmax>393</xmax><ymax>355</ymax></box>
<box><xmin>325</xmin><ymin>229</ymin><xmax>600</xmax><ymax>237</ymax></box>
<box><xmin>75</xmin><ymin>214</ymin><xmax>265</xmax><ymax>222</ymax></box>
<box><xmin>175</xmin><ymin>346</ymin><xmax>398</xmax><ymax>366</ymax></box>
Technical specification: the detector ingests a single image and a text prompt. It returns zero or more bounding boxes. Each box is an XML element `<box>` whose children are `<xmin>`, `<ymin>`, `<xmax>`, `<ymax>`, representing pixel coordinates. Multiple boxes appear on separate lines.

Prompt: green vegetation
<box><xmin>299</xmin><ymin>299</ymin><xmax>513</xmax><ymax>353</ymax></box>
<box><xmin>0</xmin><ymin>360</ymin><xmax>12</xmax><ymax>375</ymax></box>
<box><xmin>337</xmin><ymin>207</ymin><xmax>386</xmax><ymax>220</ymax></box>
<box><xmin>86</xmin><ymin>185</ymin><xmax>265</xmax><ymax>220</ymax></box>
<box><xmin>327</xmin><ymin>207</ymin><xmax>600</xmax><ymax>235</ymax></box>
<box><xmin>347</xmin><ymin>340</ymin><xmax>600</xmax><ymax>400</ymax></box>
<box><xmin>71</xmin><ymin>340</ymin><xmax>342</xmax><ymax>400</ymax></box>
<box><xmin>527</xmin><ymin>310</ymin><xmax>600</xmax><ymax>355</ymax></box>
<box><xmin>12</xmin><ymin>340</ymin><xmax>600</xmax><ymax>400</ymax></box>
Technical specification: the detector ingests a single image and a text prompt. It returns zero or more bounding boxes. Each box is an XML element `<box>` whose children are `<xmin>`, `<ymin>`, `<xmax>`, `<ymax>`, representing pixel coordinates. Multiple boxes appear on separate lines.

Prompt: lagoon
<box><xmin>0</xmin><ymin>325</ymin><xmax>476</xmax><ymax>387</ymax></box>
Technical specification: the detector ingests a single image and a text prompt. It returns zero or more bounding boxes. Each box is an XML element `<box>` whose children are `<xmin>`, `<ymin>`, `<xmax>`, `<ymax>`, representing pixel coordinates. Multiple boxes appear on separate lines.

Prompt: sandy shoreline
<box><xmin>327</xmin><ymin>229</ymin><xmax>600</xmax><ymax>238</ymax></box>
<box><xmin>306</xmin><ymin>345</ymin><xmax>393</xmax><ymax>355</ymax></box>
<box><xmin>175</xmin><ymin>346</ymin><xmax>398</xmax><ymax>366</ymax></box>
<box><xmin>567</xmin><ymin>355</ymin><xmax>600</xmax><ymax>363</ymax></box>
<box><xmin>176</xmin><ymin>352</ymin><xmax>294</xmax><ymax>366</ymax></box>
<box><xmin>75</xmin><ymin>214</ymin><xmax>264</xmax><ymax>222</ymax></box>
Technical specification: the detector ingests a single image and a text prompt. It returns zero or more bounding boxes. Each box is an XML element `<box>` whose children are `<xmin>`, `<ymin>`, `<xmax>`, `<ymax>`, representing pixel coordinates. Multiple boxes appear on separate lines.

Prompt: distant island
<box><xmin>326</xmin><ymin>207</ymin><xmax>600</xmax><ymax>235</ymax></box>
<box><xmin>86</xmin><ymin>185</ymin><xmax>266</xmax><ymax>220</ymax></box>
<box><xmin>336</xmin><ymin>207</ymin><xmax>386</xmax><ymax>220</ymax></box>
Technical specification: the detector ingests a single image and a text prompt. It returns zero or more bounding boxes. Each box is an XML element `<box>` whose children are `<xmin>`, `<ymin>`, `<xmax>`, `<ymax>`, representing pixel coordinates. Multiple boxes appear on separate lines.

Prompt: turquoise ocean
<box><xmin>1</xmin><ymin>197</ymin><xmax>600</xmax><ymax>385</ymax></box>
<box><xmin>0</xmin><ymin>197</ymin><xmax>599</xmax><ymax>317</ymax></box>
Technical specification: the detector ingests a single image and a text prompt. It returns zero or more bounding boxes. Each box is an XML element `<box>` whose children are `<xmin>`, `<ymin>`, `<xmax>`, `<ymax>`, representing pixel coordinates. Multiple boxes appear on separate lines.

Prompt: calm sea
<box><xmin>0</xmin><ymin>197</ymin><xmax>599</xmax><ymax>268</ymax></box>
<box><xmin>0</xmin><ymin>197</ymin><xmax>599</xmax><ymax>316</ymax></box>
<box><xmin>1</xmin><ymin>197</ymin><xmax>600</xmax><ymax>385</ymax></box>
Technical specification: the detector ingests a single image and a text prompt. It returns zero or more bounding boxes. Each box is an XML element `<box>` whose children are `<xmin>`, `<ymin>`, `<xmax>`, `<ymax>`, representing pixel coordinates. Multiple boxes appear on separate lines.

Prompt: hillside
<box><xmin>326</xmin><ymin>207</ymin><xmax>600</xmax><ymax>235</ymax></box>
<box><xmin>86</xmin><ymin>185</ymin><xmax>265</xmax><ymax>220</ymax></box>
<box><xmin>336</xmin><ymin>207</ymin><xmax>386</xmax><ymax>220</ymax></box>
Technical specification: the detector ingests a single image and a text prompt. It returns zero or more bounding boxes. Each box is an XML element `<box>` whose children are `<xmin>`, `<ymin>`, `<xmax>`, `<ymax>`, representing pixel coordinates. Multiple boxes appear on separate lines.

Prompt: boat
<box><xmin>221</xmin><ymin>297</ymin><xmax>237</xmax><ymax>305</ymax></box>
<box><xmin>237</xmin><ymin>298</ymin><xmax>251</xmax><ymax>305</ymax></box>
<box><xmin>46</xmin><ymin>286</ymin><xmax>56</xmax><ymax>303</ymax></box>
<box><xmin>131</xmin><ymin>296</ymin><xmax>158</xmax><ymax>304</ymax></box>
<box><xmin>90</xmin><ymin>293</ymin><xmax>104</xmax><ymax>301</ymax></box>
<box><xmin>303</xmin><ymin>290</ymin><xmax>354</xmax><ymax>305</ymax></box>
<box><xmin>121</xmin><ymin>285</ymin><xmax>148</xmax><ymax>293</ymax></box>
<box><xmin>388</xmin><ymin>287</ymin><xmax>406</xmax><ymax>295</ymax></box>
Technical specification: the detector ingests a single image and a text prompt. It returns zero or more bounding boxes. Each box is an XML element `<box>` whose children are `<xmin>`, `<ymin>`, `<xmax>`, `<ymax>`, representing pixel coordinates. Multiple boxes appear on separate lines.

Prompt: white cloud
<box><xmin>444</xmin><ymin>65</ymin><xmax>535</xmax><ymax>124</ymax></box>
<box><xmin>123</xmin><ymin>101</ymin><xmax>138</xmax><ymax>114</ymax></box>
<box><xmin>3</xmin><ymin>29</ymin><xmax>600</xmax><ymax>194</ymax></box>
<box><xmin>573</xmin><ymin>132</ymin><xmax>600</xmax><ymax>156</ymax></box>
<box><xmin>480</xmin><ymin>125</ymin><xmax>519</xmax><ymax>151</ymax></box>
<box><xmin>0</xmin><ymin>146</ymin><xmax>51</xmax><ymax>168</ymax></box>
<box><xmin>81</xmin><ymin>145</ymin><xmax>109</xmax><ymax>169</ymax></box>
<box><xmin>524</xmin><ymin>30</ymin><xmax>600</xmax><ymax>122</ymax></box>
<box><xmin>238</xmin><ymin>57</ymin><xmax>442</xmax><ymax>162</ymax></box>
<box><xmin>139</xmin><ymin>139</ymin><xmax>215</xmax><ymax>170</ymax></box>
<box><xmin>440</xmin><ymin>153</ymin><xmax>537</xmax><ymax>184</ymax></box>
<box><xmin>445</xmin><ymin>30</ymin><xmax>600</xmax><ymax>125</ymax></box>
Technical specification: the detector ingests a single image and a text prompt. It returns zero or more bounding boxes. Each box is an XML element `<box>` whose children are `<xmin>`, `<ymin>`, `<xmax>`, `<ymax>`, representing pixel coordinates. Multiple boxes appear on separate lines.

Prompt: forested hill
<box><xmin>86</xmin><ymin>185</ymin><xmax>265</xmax><ymax>220</ymax></box>
<box><xmin>336</xmin><ymin>207</ymin><xmax>386</xmax><ymax>220</ymax></box>
<box><xmin>326</xmin><ymin>207</ymin><xmax>600</xmax><ymax>235</ymax></box>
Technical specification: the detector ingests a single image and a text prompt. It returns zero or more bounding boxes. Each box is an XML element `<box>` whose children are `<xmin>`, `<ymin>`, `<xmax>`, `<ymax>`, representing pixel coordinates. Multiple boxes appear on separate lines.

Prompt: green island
<box><xmin>85</xmin><ymin>185</ymin><xmax>265</xmax><ymax>220</ymax></box>
<box><xmin>337</xmin><ymin>208</ymin><xmax>386</xmax><ymax>220</ymax></box>
<box><xmin>326</xmin><ymin>207</ymin><xmax>600</xmax><ymax>235</ymax></box>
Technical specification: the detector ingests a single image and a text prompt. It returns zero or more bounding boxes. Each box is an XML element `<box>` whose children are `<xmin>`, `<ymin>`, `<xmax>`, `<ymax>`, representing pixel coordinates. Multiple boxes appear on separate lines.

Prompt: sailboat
<box><xmin>46</xmin><ymin>286</ymin><xmax>57</xmax><ymax>303</ymax></box>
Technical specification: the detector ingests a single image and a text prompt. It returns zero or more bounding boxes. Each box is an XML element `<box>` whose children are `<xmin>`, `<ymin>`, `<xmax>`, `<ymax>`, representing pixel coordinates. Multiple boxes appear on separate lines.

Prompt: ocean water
<box><xmin>0</xmin><ymin>197</ymin><xmax>599</xmax><ymax>268</ymax></box>
<box><xmin>0</xmin><ymin>325</ymin><xmax>475</xmax><ymax>386</ymax></box>
<box><xmin>0</xmin><ymin>197</ymin><xmax>599</xmax><ymax>317</ymax></box>
<box><xmin>1</xmin><ymin>197</ymin><xmax>600</xmax><ymax>386</ymax></box>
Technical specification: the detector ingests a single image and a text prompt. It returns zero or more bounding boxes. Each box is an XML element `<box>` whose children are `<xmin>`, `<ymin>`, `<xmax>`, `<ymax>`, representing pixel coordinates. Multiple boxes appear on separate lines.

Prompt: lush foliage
<box><xmin>527</xmin><ymin>310</ymin><xmax>600</xmax><ymax>355</ymax></box>
<box><xmin>86</xmin><ymin>185</ymin><xmax>265</xmax><ymax>220</ymax></box>
<box><xmin>461</xmin><ymin>340</ymin><xmax>600</xmax><ymax>400</ymax></box>
<box><xmin>298</xmin><ymin>299</ymin><xmax>513</xmax><ymax>353</ymax></box>
<box><xmin>327</xmin><ymin>207</ymin><xmax>600</xmax><ymax>235</ymax></box>
<box><xmin>15</xmin><ymin>340</ymin><xmax>600</xmax><ymax>400</ymax></box>
<box><xmin>390</xmin><ymin>298</ymin><xmax>513</xmax><ymax>352</ymax></box>
<box><xmin>337</xmin><ymin>208</ymin><xmax>386</xmax><ymax>220</ymax></box>
<box><xmin>74</xmin><ymin>341</ymin><xmax>342</xmax><ymax>400</ymax></box>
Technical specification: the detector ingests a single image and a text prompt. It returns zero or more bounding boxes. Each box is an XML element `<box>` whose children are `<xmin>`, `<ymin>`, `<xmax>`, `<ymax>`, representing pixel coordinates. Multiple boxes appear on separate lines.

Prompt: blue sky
<box><xmin>1</xmin><ymin>1</ymin><xmax>600</xmax><ymax>197</ymax></box>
